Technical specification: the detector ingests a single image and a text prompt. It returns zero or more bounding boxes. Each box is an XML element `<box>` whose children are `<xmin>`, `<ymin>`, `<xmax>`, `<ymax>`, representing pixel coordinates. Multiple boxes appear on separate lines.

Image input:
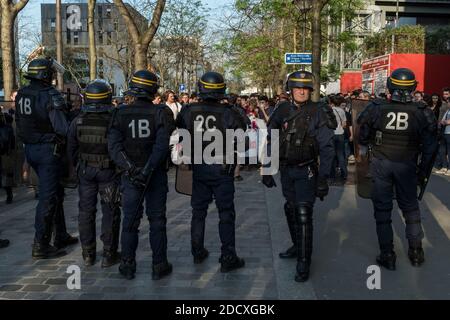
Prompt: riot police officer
<box><xmin>108</xmin><ymin>70</ymin><xmax>172</xmax><ymax>280</ymax></box>
<box><xmin>357</xmin><ymin>68</ymin><xmax>437</xmax><ymax>270</ymax></box>
<box><xmin>176</xmin><ymin>72</ymin><xmax>247</xmax><ymax>272</ymax></box>
<box><xmin>67</xmin><ymin>80</ymin><xmax>121</xmax><ymax>268</ymax></box>
<box><xmin>262</xmin><ymin>71</ymin><xmax>336</xmax><ymax>282</ymax></box>
<box><xmin>15</xmin><ymin>58</ymin><xmax>77</xmax><ymax>259</ymax></box>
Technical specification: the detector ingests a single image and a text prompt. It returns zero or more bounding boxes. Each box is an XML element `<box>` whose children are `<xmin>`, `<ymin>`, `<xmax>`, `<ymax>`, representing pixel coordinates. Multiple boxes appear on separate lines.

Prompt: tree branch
<box><xmin>12</xmin><ymin>0</ymin><xmax>29</xmax><ymax>15</ymax></box>
<box><xmin>113</xmin><ymin>0</ymin><xmax>141</xmax><ymax>44</ymax></box>
<box><xmin>142</xmin><ymin>0</ymin><xmax>166</xmax><ymax>46</ymax></box>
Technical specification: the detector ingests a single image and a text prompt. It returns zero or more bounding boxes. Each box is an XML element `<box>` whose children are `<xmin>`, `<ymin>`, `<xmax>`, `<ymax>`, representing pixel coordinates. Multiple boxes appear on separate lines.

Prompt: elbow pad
<box><xmin>48</xmin><ymin>88</ymin><xmax>67</xmax><ymax>112</ymax></box>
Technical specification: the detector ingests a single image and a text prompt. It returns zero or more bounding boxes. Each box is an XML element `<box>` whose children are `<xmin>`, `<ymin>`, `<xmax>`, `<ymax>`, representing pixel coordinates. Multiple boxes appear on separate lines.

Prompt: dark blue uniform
<box><xmin>108</xmin><ymin>100</ymin><xmax>170</xmax><ymax>265</ymax></box>
<box><xmin>15</xmin><ymin>81</ymin><xmax>69</xmax><ymax>245</ymax></box>
<box><xmin>67</xmin><ymin>105</ymin><xmax>121</xmax><ymax>256</ymax></box>
<box><xmin>357</xmin><ymin>100</ymin><xmax>437</xmax><ymax>253</ymax></box>
<box><xmin>268</xmin><ymin>101</ymin><xmax>335</xmax><ymax>207</ymax></box>
<box><xmin>176</xmin><ymin>101</ymin><xmax>247</xmax><ymax>258</ymax></box>
<box><xmin>266</xmin><ymin>100</ymin><xmax>336</xmax><ymax>280</ymax></box>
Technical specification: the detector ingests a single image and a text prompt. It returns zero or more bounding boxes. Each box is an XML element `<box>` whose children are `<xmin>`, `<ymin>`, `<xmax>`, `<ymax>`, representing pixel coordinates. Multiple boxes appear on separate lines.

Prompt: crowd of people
<box><xmin>2</xmin><ymin>85</ymin><xmax>450</xmax><ymax>207</ymax></box>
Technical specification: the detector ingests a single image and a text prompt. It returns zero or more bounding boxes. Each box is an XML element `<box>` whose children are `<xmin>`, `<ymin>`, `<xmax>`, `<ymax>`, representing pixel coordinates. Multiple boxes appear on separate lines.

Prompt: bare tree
<box><xmin>88</xmin><ymin>0</ymin><xmax>97</xmax><ymax>80</ymax></box>
<box><xmin>113</xmin><ymin>0</ymin><xmax>166</xmax><ymax>70</ymax></box>
<box><xmin>0</xmin><ymin>0</ymin><xmax>29</xmax><ymax>98</ymax></box>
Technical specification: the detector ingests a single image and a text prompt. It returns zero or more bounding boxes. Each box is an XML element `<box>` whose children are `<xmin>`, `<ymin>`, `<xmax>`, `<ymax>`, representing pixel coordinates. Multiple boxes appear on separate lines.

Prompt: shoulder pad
<box><xmin>422</xmin><ymin>107</ymin><xmax>437</xmax><ymax>132</ymax></box>
<box><xmin>413</xmin><ymin>101</ymin><xmax>427</xmax><ymax>109</ymax></box>
<box><xmin>370</xmin><ymin>98</ymin><xmax>383</xmax><ymax>105</ymax></box>
<box><xmin>48</xmin><ymin>88</ymin><xmax>66</xmax><ymax>111</ymax></box>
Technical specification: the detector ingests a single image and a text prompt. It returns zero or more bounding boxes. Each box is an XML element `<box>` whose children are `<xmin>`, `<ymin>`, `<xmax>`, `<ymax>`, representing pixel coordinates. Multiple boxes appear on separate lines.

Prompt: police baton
<box><xmin>127</xmin><ymin>173</ymin><xmax>153</xmax><ymax>233</ymax></box>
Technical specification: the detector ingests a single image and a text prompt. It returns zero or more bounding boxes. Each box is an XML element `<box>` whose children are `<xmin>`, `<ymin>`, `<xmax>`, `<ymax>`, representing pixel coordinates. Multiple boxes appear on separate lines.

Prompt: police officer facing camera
<box><xmin>262</xmin><ymin>71</ymin><xmax>336</xmax><ymax>282</ymax></box>
<box><xmin>357</xmin><ymin>68</ymin><xmax>437</xmax><ymax>270</ymax></box>
<box><xmin>108</xmin><ymin>70</ymin><xmax>173</xmax><ymax>281</ymax></box>
<box><xmin>176</xmin><ymin>72</ymin><xmax>247</xmax><ymax>272</ymax></box>
<box><xmin>67</xmin><ymin>80</ymin><xmax>121</xmax><ymax>268</ymax></box>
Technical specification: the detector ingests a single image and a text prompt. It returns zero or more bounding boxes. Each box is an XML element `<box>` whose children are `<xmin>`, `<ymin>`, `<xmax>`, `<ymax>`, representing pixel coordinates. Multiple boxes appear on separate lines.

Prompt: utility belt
<box><xmin>220</xmin><ymin>164</ymin><xmax>235</xmax><ymax>176</ymax></box>
<box><xmin>281</xmin><ymin>159</ymin><xmax>316</xmax><ymax>169</ymax></box>
<box><xmin>80</xmin><ymin>155</ymin><xmax>114</xmax><ymax>169</ymax></box>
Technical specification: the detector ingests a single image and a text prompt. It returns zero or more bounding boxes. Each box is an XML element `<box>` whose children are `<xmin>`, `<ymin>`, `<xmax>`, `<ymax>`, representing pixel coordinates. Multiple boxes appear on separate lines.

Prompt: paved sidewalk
<box><xmin>1</xmin><ymin>167</ymin><xmax>450</xmax><ymax>300</ymax></box>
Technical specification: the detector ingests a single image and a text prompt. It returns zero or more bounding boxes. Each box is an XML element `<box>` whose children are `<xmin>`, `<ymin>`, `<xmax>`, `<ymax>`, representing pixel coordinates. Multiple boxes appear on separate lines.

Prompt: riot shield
<box><xmin>351</xmin><ymin>99</ymin><xmax>372</xmax><ymax>199</ymax></box>
<box><xmin>175</xmin><ymin>164</ymin><xmax>193</xmax><ymax>196</ymax></box>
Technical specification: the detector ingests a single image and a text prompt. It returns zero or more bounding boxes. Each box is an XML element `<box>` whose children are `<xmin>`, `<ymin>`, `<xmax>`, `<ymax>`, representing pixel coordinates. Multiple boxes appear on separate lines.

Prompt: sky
<box><xmin>18</xmin><ymin>0</ymin><xmax>233</xmax><ymax>60</ymax></box>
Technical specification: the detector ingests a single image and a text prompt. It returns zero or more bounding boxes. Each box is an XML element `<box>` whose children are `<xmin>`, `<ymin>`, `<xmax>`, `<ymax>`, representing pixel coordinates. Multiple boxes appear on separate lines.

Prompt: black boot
<box><xmin>219</xmin><ymin>254</ymin><xmax>245</xmax><ymax>273</ymax></box>
<box><xmin>119</xmin><ymin>258</ymin><xmax>136</xmax><ymax>280</ymax></box>
<box><xmin>295</xmin><ymin>260</ymin><xmax>311</xmax><ymax>283</ymax></box>
<box><xmin>408</xmin><ymin>247</ymin><xmax>425</xmax><ymax>267</ymax></box>
<box><xmin>102</xmin><ymin>250</ymin><xmax>121</xmax><ymax>268</ymax></box>
<box><xmin>279</xmin><ymin>245</ymin><xmax>297</xmax><ymax>259</ymax></box>
<box><xmin>152</xmin><ymin>260</ymin><xmax>173</xmax><ymax>280</ymax></box>
<box><xmin>5</xmin><ymin>187</ymin><xmax>13</xmax><ymax>204</ymax></box>
<box><xmin>33</xmin><ymin>209</ymin><xmax>67</xmax><ymax>259</ymax></box>
<box><xmin>279</xmin><ymin>203</ymin><xmax>297</xmax><ymax>259</ymax></box>
<box><xmin>376</xmin><ymin>251</ymin><xmax>396</xmax><ymax>271</ymax></box>
<box><xmin>294</xmin><ymin>204</ymin><xmax>313</xmax><ymax>283</ymax></box>
<box><xmin>0</xmin><ymin>239</ymin><xmax>10</xmax><ymax>249</ymax></box>
<box><xmin>193</xmin><ymin>247</ymin><xmax>209</xmax><ymax>264</ymax></box>
<box><xmin>82</xmin><ymin>247</ymin><xmax>96</xmax><ymax>267</ymax></box>
<box><xmin>54</xmin><ymin>234</ymin><xmax>78</xmax><ymax>250</ymax></box>
<box><xmin>32</xmin><ymin>242</ymin><xmax>66</xmax><ymax>259</ymax></box>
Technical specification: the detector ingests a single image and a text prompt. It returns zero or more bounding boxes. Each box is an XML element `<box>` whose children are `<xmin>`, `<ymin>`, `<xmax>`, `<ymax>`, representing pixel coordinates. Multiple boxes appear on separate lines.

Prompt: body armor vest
<box><xmin>187</xmin><ymin>102</ymin><xmax>228</xmax><ymax>164</ymax></box>
<box><xmin>372</xmin><ymin>102</ymin><xmax>420</xmax><ymax>161</ymax></box>
<box><xmin>280</xmin><ymin>103</ymin><xmax>319</xmax><ymax>166</ymax></box>
<box><xmin>118</xmin><ymin>101</ymin><xmax>157</xmax><ymax>167</ymax></box>
<box><xmin>76</xmin><ymin>110</ymin><xmax>113</xmax><ymax>168</ymax></box>
<box><xmin>15</xmin><ymin>86</ymin><xmax>54</xmax><ymax>144</ymax></box>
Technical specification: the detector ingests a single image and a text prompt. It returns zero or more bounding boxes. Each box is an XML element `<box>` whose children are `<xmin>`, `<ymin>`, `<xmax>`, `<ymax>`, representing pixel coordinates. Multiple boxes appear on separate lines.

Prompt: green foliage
<box><xmin>222</xmin><ymin>0</ymin><xmax>363</xmax><ymax>92</ymax></box>
<box><xmin>363</xmin><ymin>25</ymin><xmax>450</xmax><ymax>58</ymax></box>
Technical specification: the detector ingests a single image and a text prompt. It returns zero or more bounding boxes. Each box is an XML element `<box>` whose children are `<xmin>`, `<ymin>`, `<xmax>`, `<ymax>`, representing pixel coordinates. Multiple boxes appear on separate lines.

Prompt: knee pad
<box><xmin>219</xmin><ymin>210</ymin><xmax>236</xmax><ymax>225</ymax></box>
<box><xmin>149</xmin><ymin>213</ymin><xmax>167</xmax><ymax>231</ymax></box>
<box><xmin>296</xmin><ymin>203</ymin><xmax>313</xmax><ymax>225</ymax></box>
<box><xmin>284</xmin><ymin>202</ymin><xmax>295</xmax><ymax>215</ymax></box>
<box><xmin>192</xmin><ymin>210</ymin><xmax>208</xmax><ymax>220</ymax></box>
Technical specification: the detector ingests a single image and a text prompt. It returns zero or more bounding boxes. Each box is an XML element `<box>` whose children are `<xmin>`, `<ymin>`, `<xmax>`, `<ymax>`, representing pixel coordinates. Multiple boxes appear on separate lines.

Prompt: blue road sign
<box><xmin>179</xmin><ymin>84</ymin><xmax>186</xmax><ymax>92</ymax></box>
<box><xmin>285</xmin><ymin>53</ymin><xmax>312</xmax><ymax>65</ymax></box>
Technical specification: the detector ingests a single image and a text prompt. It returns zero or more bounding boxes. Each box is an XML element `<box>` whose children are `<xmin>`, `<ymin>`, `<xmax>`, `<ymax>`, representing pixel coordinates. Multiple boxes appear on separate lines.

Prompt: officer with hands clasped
<box><xmin>262</xmin><ymin>71</ymin><xmax>336</xmax><ymax>282</ymax></box>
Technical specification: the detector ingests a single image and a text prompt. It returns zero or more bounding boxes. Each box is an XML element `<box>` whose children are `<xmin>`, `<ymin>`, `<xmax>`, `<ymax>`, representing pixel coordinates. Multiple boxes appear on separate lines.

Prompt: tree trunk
<box><xmin>311</xmin><ymin>2</ymin><xmax>323</xmax><ymax>102</ymax></box>
<box><xmin>113</xmin><ymin>0</ymin><xmax>166</xmax><ymax>72</ymax></box>
<box><xmin>135</xmin><ymin>44</ymin><xmax>147</xmax><ymax>70</ymax></box>
<box><xmin>1</xmin><ymin>0</ymin><xmax>29</xmax><ymax>99</ymax></box>
<box><xmin>88</xmin><ymin>0</ymin><xmax>97</xmax><ymax>80</ymax></box>
<box><xmin>56</xmin><ymin>0</ymin><xmax>64</xmax><ymax>90</ymax></box>
<box><xmin>1</xmin><ymin>9</ymin><xmax>15</xmax><ymax>99</ymax></box>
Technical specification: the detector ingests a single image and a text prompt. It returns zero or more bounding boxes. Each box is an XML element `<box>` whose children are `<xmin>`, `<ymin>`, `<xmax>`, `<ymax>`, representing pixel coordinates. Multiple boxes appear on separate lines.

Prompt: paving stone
<box><xmin>22</xmin><ymin>285</ymin><xmax>50</xmax><ymax>292</ymax></box>
<box><xmin>0</xmin><ymin>285</ymin><xmax>23</xmax><ymax>292</ymax></box>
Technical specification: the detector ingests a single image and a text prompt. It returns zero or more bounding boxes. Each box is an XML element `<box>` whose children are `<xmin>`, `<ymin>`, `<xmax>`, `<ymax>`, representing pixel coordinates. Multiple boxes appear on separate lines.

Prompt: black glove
<box><xmin>316</xmin><ymin>176</ymin><xmax>329</xmax><ymax>201</ymax></box>
<box><xmin>417</xmin><ymin>170</ymin><xmax>427</xmax><ymax>187</ymax></box>
<box><xmin>262</xmin><ymin>175</ymin><xmax>277</xmax><ymax>188</ymax></box>
<box><xmin>129</xmin><ymin>168</ymin><xmax>147</xmax><ymax>188</ymax></box>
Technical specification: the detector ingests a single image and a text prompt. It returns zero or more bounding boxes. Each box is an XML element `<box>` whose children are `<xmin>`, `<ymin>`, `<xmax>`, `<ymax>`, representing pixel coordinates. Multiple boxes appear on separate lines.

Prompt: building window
<box><xmin>106</xmin><ymin>6</ymin><xmax>112</xmax><ymax>18</ymax></box>
<box><xmin>98</xmin><ymin>5</ymin><xmax>103</xmax><ymax>17</ymax></box>
<box><xmin>50</xmin><ymin>19</ymin><xmax>56</xmax><ymax>31</ymax></box>
<box><xmin>66</xmin><ymin>31</ymin><xmax>71</xmax><ymax>44</ymax></box>
<box><xmin>114</xmin><ymin>20</ymin><xmax>119</xmax><ymax>31</ymax></box>
<box><xmin>74</xmin><ymin>31</ymin><xmax>79</xmax><ymax>45</ymax></box>
<box><xmin>98</xmin><ymin>32</ymin><xmax>103</xmax><ymax>45</ymax></box>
